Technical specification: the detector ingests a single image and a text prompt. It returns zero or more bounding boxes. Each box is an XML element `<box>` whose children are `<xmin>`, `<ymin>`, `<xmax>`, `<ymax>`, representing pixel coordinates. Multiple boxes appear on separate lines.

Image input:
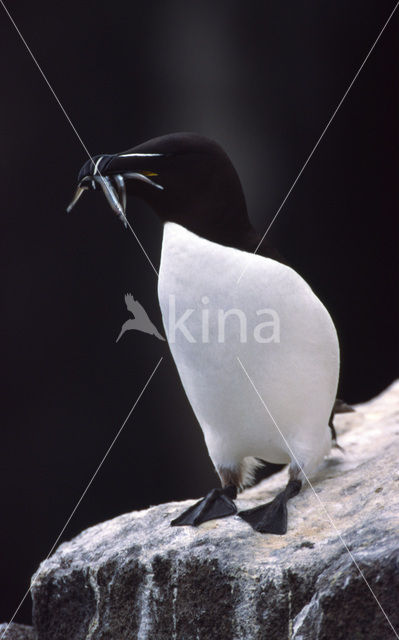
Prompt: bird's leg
<box><xmin>238</xmin><ymin>464</ymin><xmax>302</xmax><ymax>535</ymax></box>
<box><xmin>329</xmin><ymin>398</ymin><xmax>354</xmax><ymax>452</ymax></box>
<box><xmin>171</xmin><ymin>466</ymin><xmax>239</xmax><ymax>527</ymax></box>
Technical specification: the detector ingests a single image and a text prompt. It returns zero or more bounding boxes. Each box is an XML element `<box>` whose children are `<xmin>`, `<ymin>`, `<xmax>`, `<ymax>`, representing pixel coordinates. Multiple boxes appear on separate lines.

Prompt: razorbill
<box><xmin>68</xmin><ymin>132</ymin><xmax>350</xmax><ymax>534</ymax></box>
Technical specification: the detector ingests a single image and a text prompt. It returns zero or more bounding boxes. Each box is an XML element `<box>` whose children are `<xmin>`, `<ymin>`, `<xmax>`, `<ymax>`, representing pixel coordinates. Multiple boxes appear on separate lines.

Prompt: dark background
<box><xmin>1</xmin><ymin>0</ymin><xmax>398</xmax><ymax>625</ymax></box>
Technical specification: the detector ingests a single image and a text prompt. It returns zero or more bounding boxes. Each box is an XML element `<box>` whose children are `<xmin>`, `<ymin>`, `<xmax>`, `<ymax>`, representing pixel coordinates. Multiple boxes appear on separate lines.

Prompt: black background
<box><xmin>1</xmin><ymin>0</ymin><xmax>398</xmax><ymax>625</ymax></box>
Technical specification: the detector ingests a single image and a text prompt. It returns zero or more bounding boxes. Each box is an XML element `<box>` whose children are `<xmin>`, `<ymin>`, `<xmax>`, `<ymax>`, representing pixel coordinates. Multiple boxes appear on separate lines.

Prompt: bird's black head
<box><xmin>68</xmin><ymin>132</ymin><xmax>255</xmax><ymax>248</ymax></box>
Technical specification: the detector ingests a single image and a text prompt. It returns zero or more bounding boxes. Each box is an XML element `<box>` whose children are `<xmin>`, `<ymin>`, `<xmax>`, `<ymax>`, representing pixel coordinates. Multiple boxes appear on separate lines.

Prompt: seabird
<box><xmin>68</xmin><ymin>133</ymin><xmax>352</xmax><ymax>534</ymax></box>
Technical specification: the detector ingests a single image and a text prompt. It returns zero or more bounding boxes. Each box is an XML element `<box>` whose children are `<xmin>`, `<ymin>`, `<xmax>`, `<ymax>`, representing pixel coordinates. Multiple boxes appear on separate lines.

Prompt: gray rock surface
<box><xmin>31</xmin><ymin>382</ymin><xmax>399</xmax><ymax>640</ymax></box>
<box><xmin>0</xmin><ymin>623</ymin><xmax>35</xmax><ymax>640</ymax></box>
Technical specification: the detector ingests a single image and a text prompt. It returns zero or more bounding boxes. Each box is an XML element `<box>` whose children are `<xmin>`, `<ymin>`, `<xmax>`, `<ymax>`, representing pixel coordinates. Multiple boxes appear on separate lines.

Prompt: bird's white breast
<box><xmin>158</xmin><ymin>222</ymin><xmax>339</xmax><ymax>475</ymax></box>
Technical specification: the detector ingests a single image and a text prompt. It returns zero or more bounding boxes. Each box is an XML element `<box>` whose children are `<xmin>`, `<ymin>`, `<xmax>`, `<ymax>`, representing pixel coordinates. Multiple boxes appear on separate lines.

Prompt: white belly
<box><xmin>158</xmin><ymin>222</ymin><xmax>340</xmax><ymax>475</ymax></box>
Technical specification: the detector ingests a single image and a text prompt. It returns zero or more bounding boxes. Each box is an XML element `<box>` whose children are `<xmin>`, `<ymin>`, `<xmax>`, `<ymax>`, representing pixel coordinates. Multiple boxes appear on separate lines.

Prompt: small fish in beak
<box><xmin>96</xmin><ymin>175</ymin><xmax>127</xmax><ymax>227</ymax></box>
<box><xmin>123</xmin><ymin>172</ymin><xmax>164</xmax><ymax>191</ymax></box>
<box><xmin>113</xmin><ymin>174</ymin><xmax>127</xmax><ymax>215</ymax></box>
<box><xmin>67</xmin><ymin>173</ymin><xmax>128</xmax><ymax>227</ymax></box>
<box><xmin>66</xmin><ymin>185</ymin><xmax>86</xmax><ymax>213</ymax></box>
<box><xmin>67</xmin><ymin>150</ymin><xmax>165</xmax><ymax>226</ymax></box>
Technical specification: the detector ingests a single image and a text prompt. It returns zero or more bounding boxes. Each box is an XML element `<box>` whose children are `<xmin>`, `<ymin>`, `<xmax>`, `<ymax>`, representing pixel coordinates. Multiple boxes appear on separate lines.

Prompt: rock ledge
<box><xmin>0</xmin><ymin>623</ymin><xmax>35</xmax><ymax>640</ymax></box>
<box><xmin>31</xmin><ymin>382</ymin><xmax>399</xmax><ymax>640</ymax></box>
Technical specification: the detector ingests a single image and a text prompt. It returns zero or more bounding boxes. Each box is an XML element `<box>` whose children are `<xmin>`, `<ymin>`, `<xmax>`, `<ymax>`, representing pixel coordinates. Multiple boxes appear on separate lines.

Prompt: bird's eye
<box><xmin>141</xmin><ymin>171</ymin><xmax>159</xmax><ymax>177</ymax></box>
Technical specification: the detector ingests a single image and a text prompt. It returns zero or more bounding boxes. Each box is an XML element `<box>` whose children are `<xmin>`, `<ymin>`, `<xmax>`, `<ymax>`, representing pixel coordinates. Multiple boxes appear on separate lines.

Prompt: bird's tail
<box><xmin>240</xmin><ymin>457</ymin><xmax>285</xmax><ymax>490</ymax></box>
<box><xmin>329</xmin><ymin>398</ymin><xmax>354</xmax><ymax>452</ymax></box>
<box><xmin>332</xmin><ymin>398</ymin><xmax>355</xmax><ymax>415</ymax></box>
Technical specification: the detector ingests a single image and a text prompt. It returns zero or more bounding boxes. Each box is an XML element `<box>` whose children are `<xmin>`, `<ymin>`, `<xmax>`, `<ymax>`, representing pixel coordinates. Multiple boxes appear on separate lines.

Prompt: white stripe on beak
<box><xmin>118</xmin><ymin>153</ymin><xmax>164</xmax><ymax>158</ymax></box>
<box><xmin>93</xmin><ymin>156</ymin><xmax>104</xmax><ymax>175</ymax></box>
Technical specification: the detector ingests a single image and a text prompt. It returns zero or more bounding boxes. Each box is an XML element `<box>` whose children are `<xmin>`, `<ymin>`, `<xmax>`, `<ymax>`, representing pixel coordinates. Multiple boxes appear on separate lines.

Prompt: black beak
<box><xmin>66</xmin><ymin>152</ymin><xmax>164</xmax><ymax>227</ymax></box>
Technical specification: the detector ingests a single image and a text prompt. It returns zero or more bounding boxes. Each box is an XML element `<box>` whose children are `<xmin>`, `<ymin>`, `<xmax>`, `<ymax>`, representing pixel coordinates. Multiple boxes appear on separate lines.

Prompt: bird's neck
<box><xmin>180</xmin><ymin>216</ymin><xmax>285</xmax><ymax>264</ymax></box>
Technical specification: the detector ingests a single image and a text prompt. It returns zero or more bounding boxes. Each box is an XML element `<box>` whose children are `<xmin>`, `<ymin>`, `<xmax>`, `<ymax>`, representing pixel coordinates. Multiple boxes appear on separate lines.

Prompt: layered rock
<box><xmin>30</xmin><ymin>382</ymin><xmax>399</xmax><ymax>639</ymax></box>
<box><xmin>0</xmin><ymin>623</ymin><xmax>35</xmax><ymax>640</ymax></box>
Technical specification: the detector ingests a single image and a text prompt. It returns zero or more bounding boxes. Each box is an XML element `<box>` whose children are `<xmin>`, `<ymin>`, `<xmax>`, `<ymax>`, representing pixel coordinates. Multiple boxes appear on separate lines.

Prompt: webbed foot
<box><xmin>238</xmin><ymin>479</ymin><xmax>301</xmax><ymax>535</ymax></box>
<box><xmin>171</xmin><ymin>485</ymin><xmax>237</xmax><ymax>527</ymax></box>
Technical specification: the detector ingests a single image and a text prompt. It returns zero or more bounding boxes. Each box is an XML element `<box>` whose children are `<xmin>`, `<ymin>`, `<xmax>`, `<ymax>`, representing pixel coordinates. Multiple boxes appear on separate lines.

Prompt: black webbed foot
<box><xmin>171</xmin><ymin>485</ymin><xmax>237</xmax><ymax>527</ymax></box>
<box><xmin>238</xmin><ymin>479</ymin><xmax>301</xmax><ymax>535</ymax></box>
